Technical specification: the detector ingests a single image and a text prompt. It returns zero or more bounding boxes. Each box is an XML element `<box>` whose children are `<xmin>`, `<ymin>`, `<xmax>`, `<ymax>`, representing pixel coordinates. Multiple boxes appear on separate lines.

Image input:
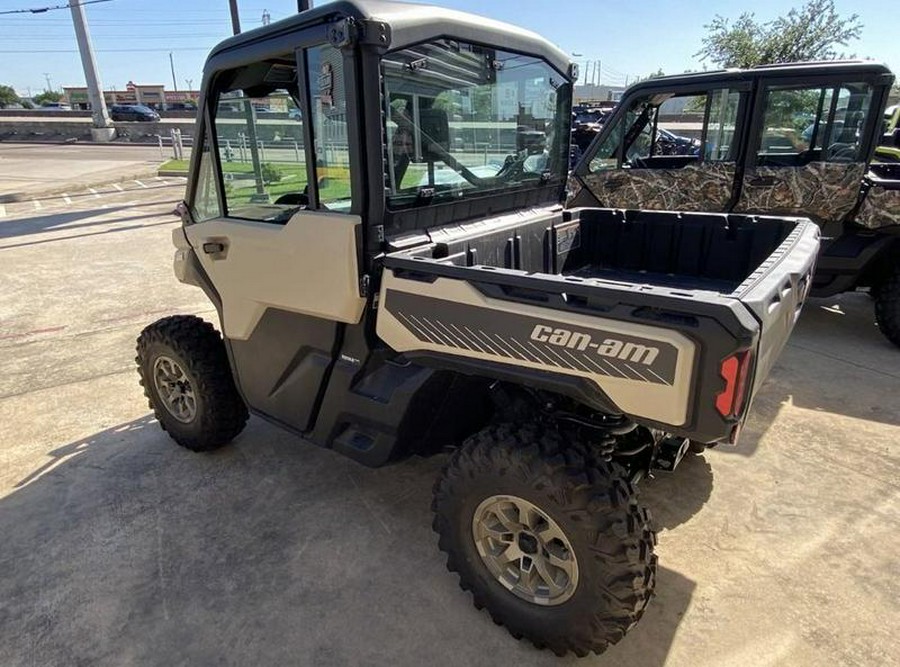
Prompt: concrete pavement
<box><xmin>0</xmin><ymin>183</ymin><xmax>899</xmax><ymax>666</ymax></box>
<box><xmin>0</xmin><ymin>143</ymin><xmax>168</xmax><ymax>203</ymax></box>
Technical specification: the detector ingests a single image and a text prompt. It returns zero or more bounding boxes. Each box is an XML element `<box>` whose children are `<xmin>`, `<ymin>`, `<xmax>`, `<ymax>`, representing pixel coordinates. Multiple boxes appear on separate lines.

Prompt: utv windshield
<box><xmin>382</xmin><ymin>39</ymin><xmax>570</xmax><ymax>209</ymax></box>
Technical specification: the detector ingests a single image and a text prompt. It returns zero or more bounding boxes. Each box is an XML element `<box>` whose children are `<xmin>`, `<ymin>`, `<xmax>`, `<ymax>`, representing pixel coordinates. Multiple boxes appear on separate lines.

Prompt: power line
<box><xmin>0</xmin><ymin>47</ymin><xmax>214</xmax><ymax>53</ymax></box>
<box><xmin>0</xmin><ymin>0</ymin><xmax>113</xmax><ymax>16</ymax></box>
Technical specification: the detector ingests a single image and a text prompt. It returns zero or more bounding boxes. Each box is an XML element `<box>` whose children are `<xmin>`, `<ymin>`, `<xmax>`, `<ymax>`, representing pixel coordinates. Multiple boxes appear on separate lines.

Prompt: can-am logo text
<box><xmin>530</xmin><ymin>324</ymin><xmax>660</xmax><ymax>365</ymax></box>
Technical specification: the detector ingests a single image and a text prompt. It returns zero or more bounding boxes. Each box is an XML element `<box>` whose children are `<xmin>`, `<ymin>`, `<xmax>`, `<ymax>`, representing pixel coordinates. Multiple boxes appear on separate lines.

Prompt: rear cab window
<box><xmin>381</xmin><ymin>39</ymin><xmax>571</xmax><ymax>210</ymax></box>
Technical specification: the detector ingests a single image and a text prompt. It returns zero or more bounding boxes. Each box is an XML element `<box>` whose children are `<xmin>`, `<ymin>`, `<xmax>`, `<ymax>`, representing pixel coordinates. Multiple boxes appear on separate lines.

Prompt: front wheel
<box><xmin>136</xmin><ymin>315</ymin><xmax>248</xmax><ymax>451</ymax></box>
<box><xmin>874</xmin><ymin>267</ymin><xmax>900</xmax><ymax>349</ymax></box>
<box><xmin>432</xmin><ymin>424</ymin><xmax>657</xmax><ymax>657</ymax></box>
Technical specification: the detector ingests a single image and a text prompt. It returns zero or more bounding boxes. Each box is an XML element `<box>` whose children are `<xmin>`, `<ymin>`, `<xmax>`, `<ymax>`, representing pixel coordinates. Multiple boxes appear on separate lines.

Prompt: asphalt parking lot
<box><xmin>1</xmin><ymin>176</ymin><xmax>899</xmax><ymax>666</ymax></box>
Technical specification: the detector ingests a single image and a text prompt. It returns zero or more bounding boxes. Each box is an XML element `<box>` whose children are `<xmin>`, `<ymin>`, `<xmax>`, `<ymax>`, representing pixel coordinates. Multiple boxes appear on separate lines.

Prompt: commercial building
<box><xmin>62</xmin><ymin>81</ymin><xmax>200</xmax><ymax>111</ymax></box>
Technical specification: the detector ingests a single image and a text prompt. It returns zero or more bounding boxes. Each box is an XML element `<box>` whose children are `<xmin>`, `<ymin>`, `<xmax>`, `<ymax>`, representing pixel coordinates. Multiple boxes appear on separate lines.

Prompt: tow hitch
<box><xmin>653</xmin><ymin>436</ymin><xmax>690</xmax><ymax>472</ymax></box>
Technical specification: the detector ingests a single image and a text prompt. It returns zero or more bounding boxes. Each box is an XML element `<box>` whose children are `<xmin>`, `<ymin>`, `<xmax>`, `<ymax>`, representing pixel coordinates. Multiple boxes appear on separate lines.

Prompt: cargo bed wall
<box><xmin>398</xmin><ymin>208</ymin><xmax>796</xmax><ymax>295</ymax></box>
<box><xmin>381</xmin><ymin>206</ymin><xmax>819</xmax><ymax>443</ymax></box>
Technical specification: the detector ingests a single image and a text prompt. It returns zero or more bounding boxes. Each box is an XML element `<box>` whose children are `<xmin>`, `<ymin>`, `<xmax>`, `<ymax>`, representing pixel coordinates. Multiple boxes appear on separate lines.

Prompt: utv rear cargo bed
<box><xmin>378</xmin><ymin>207</ymin><xmax>819</xmax><ymax>443</ymax></box>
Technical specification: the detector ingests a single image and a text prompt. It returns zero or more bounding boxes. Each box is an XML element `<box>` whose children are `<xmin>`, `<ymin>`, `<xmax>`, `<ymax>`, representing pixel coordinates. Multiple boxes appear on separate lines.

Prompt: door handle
<box><xmin>202</xmin><ymin>240</ymin><xmax>228</xmax><ymax>259</ymax></box>
<box><xmin>749</xmin><ymin>175</ymin><xmax>779</xmax><ymax>187</ymax></box>
<box><xmin>203</xmin><ymin>242</ymin><xmax>226</xmax><ymax>254</ymax></box>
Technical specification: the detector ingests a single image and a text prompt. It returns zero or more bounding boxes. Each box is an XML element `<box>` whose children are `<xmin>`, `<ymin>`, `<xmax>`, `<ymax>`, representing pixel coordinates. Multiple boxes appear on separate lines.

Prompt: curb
<box><xmin>0</xmin><ymin>164</ymin><xmax>164</xmax><ymax>203</ymax></box>
<box><xmin>157</xmin><ymin>170</ymin><xmax>189</xmax><ymax>177</ymax></box>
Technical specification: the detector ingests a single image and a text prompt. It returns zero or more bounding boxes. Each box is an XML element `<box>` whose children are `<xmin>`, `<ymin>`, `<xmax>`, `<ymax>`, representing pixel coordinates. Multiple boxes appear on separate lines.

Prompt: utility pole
<box><xmin>169</xmin><ymin>52</ymin><xmax>178</xmax><ymax>92</ymax></box>
<box><xmin>185</xmin><ymin>79</ymin><xmax>193</xmax><ymax>92</ymax></box>
<box><xmin>69</xmin><ymin>0</ymin><xmax>114</xmax><ymax>140</ymax></box>
<box><xmin>262</xmin><ymin>9</ymin><xmax>270</xmax><ymax>25</ymax></box>
<box><xmin>228</xmin><ymin>0</ymin><xmax>265</xmax><ymax>196</ymax></box>
<box><xmin>228</xmin><ymin>0</ymin><xmax>241</xmax><ymax>34</ymax></box>
<box><xmin>43</xmin><ymin>73</ymin><xmax>52</xmax><ymax>92</ymax></box>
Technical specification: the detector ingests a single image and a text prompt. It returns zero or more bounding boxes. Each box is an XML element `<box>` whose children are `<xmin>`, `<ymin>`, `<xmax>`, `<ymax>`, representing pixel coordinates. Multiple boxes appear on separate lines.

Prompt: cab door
<box><xmin>735</xmin><ymin>78</ymin><xmax>876</xmax><ymax>224</ymax></box>
<box><xmin>575</xmin><ymin>85</ymin><xmax>746</xmax><ymax>212</ymax></box>
<box><xmin>183</xmin><ymin>40</ymin><xmax>362</xmax><ymax>433</ymax></box>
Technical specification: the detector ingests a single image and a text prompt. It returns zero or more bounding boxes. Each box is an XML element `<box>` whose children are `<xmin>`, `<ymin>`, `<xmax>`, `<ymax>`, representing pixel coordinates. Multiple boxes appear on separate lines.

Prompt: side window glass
<box><xmin>212</xmin><ymin>56</ymin><xmax>309</xmax><ymax>223</ymax></box>
<box><xmin>625</xmin><ymin>111</ymin><xmax>656</xmax><ymax>163</ymax></box>
<box><xmin>758</xmin><ymin>86</ymin><xmax>826</xmax><ymax>160</ymax></box>
<box><xmin>822</xmin><ymin>83</ymin><xmax>872</xmax><ymax>162</ymax></box>
<box><xmin>589</xmin><ymin>100</ymin><xmax>653</xmax><ymax>171</ymax></box>
<box><xmin>191</xmin><ymin>130</ymin><xmax>221</xmax><ymax>222</ymax></box>
<box><xmin>589</xmin><ymin>115</ymin><xmax>623</xmax><ymax>172</ymax></box>
<box><xmin>655</xmin><ymin>94</ymin><xmax>704</xmax><ymax>158</ymax></box>
<box><xmin>704</xmin><ymin>89</ymin><xmax>741</xmax><ymax>161</ymax></box>
<box><xmin>756</xmin><ymin>83</ymin><xmax>872</xmax><ymax>165</ymax></box>
<box><xmin>306</xmin><ymin>44</ymin><xmax>353</xmax><ymax>211</ymax></box>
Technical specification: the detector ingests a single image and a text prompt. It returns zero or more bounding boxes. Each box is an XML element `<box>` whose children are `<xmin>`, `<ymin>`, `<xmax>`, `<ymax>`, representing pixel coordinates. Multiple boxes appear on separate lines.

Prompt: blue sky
<box><xmin>1</xmin><ymin>0</ymin><xmax>896</xmax><ymax>97</ymax></box>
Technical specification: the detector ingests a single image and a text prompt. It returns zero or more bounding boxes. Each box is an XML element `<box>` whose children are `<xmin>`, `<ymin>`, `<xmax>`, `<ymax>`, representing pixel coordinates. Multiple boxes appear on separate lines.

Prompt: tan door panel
<box><xmin>186</xmin><ymin>211</ymin><xmax>365</xmax><ymax>340</ymax></box>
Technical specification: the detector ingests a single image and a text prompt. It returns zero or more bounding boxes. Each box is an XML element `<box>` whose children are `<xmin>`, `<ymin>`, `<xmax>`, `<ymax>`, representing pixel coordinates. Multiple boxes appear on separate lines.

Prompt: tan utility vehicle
<box><xmin>137</xmin><ymin>1</ymin><xmax>819</xmax><ymax>655</ymax></box>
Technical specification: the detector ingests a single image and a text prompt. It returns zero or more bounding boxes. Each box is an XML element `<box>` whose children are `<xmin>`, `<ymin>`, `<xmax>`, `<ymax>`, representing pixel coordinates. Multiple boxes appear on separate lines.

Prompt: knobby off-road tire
<box><xmin>136</xmin><ymin>315</ymin><xmax>248</xmax><ymax>451</ymax></box>
<box><xmin>432</xmin><ymin>423</ymin><xmax>657</xmax><ymax>657</ymax></box>
<box><xmin>874</xmin><ymin>267</ymin><xmax>900</xmax><ymax>348</ymax></box>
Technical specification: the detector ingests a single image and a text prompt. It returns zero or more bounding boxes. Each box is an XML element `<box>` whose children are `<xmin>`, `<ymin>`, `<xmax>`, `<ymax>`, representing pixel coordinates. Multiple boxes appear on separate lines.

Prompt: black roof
<box><xmin>207</xmin><ymin>0</ymin><xmax>571</xmax><ymax>74</ymax></box>
<box><xmin>622</xmin><ymin>60</ymin><xmax>894</xmax><ymax>95</ymax></box>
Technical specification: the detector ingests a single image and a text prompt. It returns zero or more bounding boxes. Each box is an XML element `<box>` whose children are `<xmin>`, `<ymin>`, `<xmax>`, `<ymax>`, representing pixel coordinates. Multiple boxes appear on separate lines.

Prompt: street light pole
<box><xmin>69</xmin><ymin>0</ymin><xmax>113</xmax><ymax>139</ymax></box>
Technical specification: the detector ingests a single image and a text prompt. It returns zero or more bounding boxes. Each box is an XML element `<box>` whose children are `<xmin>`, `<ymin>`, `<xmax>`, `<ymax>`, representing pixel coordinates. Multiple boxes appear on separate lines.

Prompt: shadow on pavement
<box><xmin>0</xmin><ymin>416</ymin><xmax>696</xmax><ymax>666</ymax></box>
<box><xmin>1</xmin><ymin>218</ymin><xmax>177</xmax><ymax>250</ymax></box>
<box><xmin>641</xmin><ymin>453</ymin><xmax>714</xmax><ymax>532</ymax></box>
<box><xmin>0</xmin><ymin>204</ymin><xmax>176</xmax><ymax>241</ymax></box>
<box><xmin>712</xmin><ymin>291</ymin><xmax>900</xmax><ymax>459</ymax></box>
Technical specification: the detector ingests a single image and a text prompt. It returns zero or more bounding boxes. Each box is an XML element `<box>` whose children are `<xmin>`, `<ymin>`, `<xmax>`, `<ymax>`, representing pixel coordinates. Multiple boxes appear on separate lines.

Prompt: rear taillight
<box><xmin>715</xmin><ymin>350</ymin><xmax>753</xmax><ymax>418</ymax></box>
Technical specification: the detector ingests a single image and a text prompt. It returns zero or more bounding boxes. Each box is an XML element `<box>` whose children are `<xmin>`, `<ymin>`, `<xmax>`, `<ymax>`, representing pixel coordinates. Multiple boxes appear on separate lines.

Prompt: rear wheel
<box><xmin>136</xmin><ymin>315</ymin><xmax>248</xmax><ymax>451</ymax></box>
<box><xmin>874</xmin><ymin>267</ymin><xmax>900</xmax><ymax>348</ymax></box>
<box><xmin>432</xmin><ymin>423</ymin><xmax>656</xmax><ymax>656</ymax></box>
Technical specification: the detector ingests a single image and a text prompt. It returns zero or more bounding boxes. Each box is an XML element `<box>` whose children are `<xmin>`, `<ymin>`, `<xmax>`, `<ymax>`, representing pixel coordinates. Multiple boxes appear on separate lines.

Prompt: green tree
<box><xmin>33</xmin><ymin>90</ymin><xmax>63</xmax><ymax>106</ymax></box>
<box><xmin>697</xmin><ymin>0</ymin><xmax>862</xmax><ymax>68</ymax></box>
<box><xmin>0</xmin><ymin>85</ymin><xmax>19</xmax><ymax>108</ymax></box>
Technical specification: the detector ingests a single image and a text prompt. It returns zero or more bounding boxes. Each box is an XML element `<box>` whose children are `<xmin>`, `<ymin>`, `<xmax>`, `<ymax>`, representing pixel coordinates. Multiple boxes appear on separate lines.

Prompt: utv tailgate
<box><xmin>377</xmin><ymin>207</ymin><xmax>819</xmax><ymax>443</ymax></box>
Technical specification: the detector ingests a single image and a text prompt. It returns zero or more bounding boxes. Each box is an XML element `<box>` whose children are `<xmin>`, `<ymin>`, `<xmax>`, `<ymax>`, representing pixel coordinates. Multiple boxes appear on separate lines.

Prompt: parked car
<box><xmin>110</xmin><ymin>104</ymin><xmax>160</xmax><ymax>122</ymax></box>
<box><xmin>41</xmin><ymin>102</ymin><xmax>72</xmax><ymax>111</ymax></box>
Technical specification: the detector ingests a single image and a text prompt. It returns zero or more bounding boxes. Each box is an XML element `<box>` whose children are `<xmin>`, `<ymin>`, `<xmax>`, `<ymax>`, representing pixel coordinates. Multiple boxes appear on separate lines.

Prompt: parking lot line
<box><xmin>89</xmin><ymin>188</ymin><xmax>101</xmax><ymax>199</ymax></box>
<box><xmin>134</xmin><ymin>180</ymin><xmax>148</xmax><ymax>189</ymax></box>
<box><xmin>32</xmin><ymin>199</ymin><xmax>42</xmax><ymax>211</ymax></box>
<box><xmin>0</xmin><ymin>204</ymin><xmax>6</xmax><ymax>218</ymax></box>
<box><xmin>113</xmin><ymin>184</ymin><xmax>124</xmax><ymax>192</ymax></box>
<box><xmin>62</xmin><ymin>193</ymin><xmax>72</xmax><ymax>205</ymax></box>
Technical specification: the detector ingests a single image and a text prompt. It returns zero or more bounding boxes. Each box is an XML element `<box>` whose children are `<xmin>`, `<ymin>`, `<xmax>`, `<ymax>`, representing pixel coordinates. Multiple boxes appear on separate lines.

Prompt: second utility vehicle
<box><xmin>568</xmin><ymin>62</ymin><xmax>900</xmax><ymax>346</ymax></box>
<box><xmin>137</xmin><ymin>0</ymin><xmax>818</xmax><ymax>656</ymax></box>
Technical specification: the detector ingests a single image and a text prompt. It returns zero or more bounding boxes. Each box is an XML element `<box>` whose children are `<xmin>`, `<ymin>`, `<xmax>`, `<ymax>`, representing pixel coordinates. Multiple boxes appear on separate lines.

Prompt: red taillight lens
<box><xmin>715</xmin><ymin>351</ymin><xmax>753</xmax><ymax>418</ymax></box>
